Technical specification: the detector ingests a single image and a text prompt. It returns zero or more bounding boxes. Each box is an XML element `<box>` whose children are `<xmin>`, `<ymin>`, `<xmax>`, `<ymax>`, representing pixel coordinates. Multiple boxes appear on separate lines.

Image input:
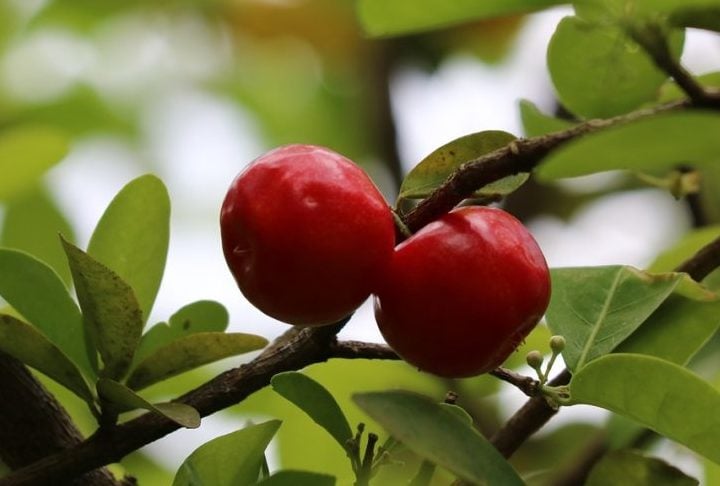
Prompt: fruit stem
<box><xmin>391</xmin><ymin>208</ymin><xmax>413</xmax><ymax>239</ymax></box>
<box><xmin>541</xmin><ymin>336</ymin><xmax>566</xmax><ymax>386</ymax></box>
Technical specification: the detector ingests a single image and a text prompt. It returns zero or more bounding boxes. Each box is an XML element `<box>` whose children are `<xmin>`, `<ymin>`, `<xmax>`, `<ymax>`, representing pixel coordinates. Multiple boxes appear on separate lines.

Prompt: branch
<box><xmin>0</xmin><ymin>352</ymin><xmax>131</xmax><ymax>486</ymax></box>
<box><xmin>488</xmin><ymin>368</ymin><xmax>540</xmax><ymax>398</ymax></box>
<box><xmin>403</xmin><ymin>99</ymin><xmax>689</xmax><ymax>233</ymax></box>
<box><xmin>330</xmin><ymin>341</ymin><xmax>540</xmax><ymax>398</ymax></box>
<box><xmin>329</xmin><ymin>340</ymin><xmax>399</xmax><ymax>360</ymax></box>
<box><xmin>676</xmin><ymin>234</ymin><xmax>720</xmax><ymax>281</ymax></box>
<box><xmin>0</xmin><ymin>321</ymin><xmax>347</xmax><ymax>486</ymax></box>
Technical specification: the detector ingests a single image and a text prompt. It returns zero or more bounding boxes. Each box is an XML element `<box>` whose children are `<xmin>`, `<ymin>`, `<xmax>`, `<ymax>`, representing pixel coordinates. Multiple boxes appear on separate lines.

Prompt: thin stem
<box><xmin>627</xmin><ymin>22</ymin><xmax>720</xmax><ymax>108</ymax></box>
<box><xmin>489</xmin><ymin>368</ymin><xmax>540</xmax><ymax>398</ymax></box>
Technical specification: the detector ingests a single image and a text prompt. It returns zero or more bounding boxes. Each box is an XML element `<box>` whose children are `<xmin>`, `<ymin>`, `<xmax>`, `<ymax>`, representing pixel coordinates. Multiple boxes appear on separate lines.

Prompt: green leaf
<box><xmin>353</xmin><ymin>390</ymin><xmax>523</xmax><ymax>485</ymax></box>
<box><xmin>87</xmin><ymin>175</ymin><xmax>170</xmax><ymax>323</ymax></box>
<box><xmin>0</xmin><ymin>249</ymin><xmax>92</xmax><ymax>377</ymax></box>
<box><xmin>0</xmin><ymin>314</ymin><xmax>94</xmax><ymax>405</ymax></box>
<box><xmin>126</xmin><ymin>332</ymin><xmax>268</xmax><ymax>391</ymax></box>
<box><xmin>255</xmin><ymin>470</ymin><xmax>336</xmax><ymax>486</ymax></box>
<box><xmin>649</xmin><ymin>226</ymin><xmax>720</xmax><ymax>290</ymax></box>
<box><xmin>134</xmin><ymin>300</ymin><xmax>230</xmax><ymax>365</ymax></box>
<box><xmin>670</xmin><ymin>5</ymin><xmax>720</xmax><ymax>32</ymax></box>
<box><xmin>547</xmin><ymin>16</ymin><xmax>681</xmax><ymax>118</ymax></box>
<box><xmin>545</xmin><ymin>266</ymin><xmax>711</xmax><ymax>371</ymax></box>
<box><xmin>271</xmin><ymin>372</ymin><xmax>353</xmax><ymax>450</ymax></box>
<box><xmin>440</xmin><ymin>403</ymin><xmax>474</xmax><ymax>425</ymax></box>
<box><xmin>569</xmin><ymin>354</ymin><xmax>720</xmax><ymax>465</ymax></box>
<box><xmin>398</xmin><ymin>131</ymin><xmax>527</xmax><ymax>201</ymax></box>
<box><xmin>615</xmin><ymin>296</ymin><xmax>720</xmax><ymax>366</ymax></box>
<box><xmin>0</xmin><ymin>185</ymin><xmax>75</xmax><ymax>285</ymax></box>
<box><xmin>536</xmin><ymin>112</ymin><xmax>720</xmax><ymax>181</ymax></box>
<box><xmin>357</xmin><ymin>0</ymin><xmax>566</xmax><ymax>37</ymax></box>
<box><xmin>586</xmin><ymin>450</ymin><xmax>699</xmax><ymax>486</ymax></box>
<box><xmin>519</xmin><ymin>99</ymin><xmax>574</xmax><ymax>137</ymax></box>
<box><xmin>62</xmin><ymin>237</ymin><xmax>143</xmax><ymax>381</ymax></box>
<box><xmin>96</xmin><ymin>378</ymin><xmax>199</xmax><ymax>428</ymax></box>
<box><xmin>173</xmin><ymin>420</ymin><xmax>282</xmax><ymax>486</ymax></box>
<box><xmin>576</xmin><ymin>0</ymin><xmax>720</xmax><ymax>21</ymax></box>
<box><xmin>0</xmin><ymin>125</ymin><xmax>69</xmax><ymax>201</ymax></box>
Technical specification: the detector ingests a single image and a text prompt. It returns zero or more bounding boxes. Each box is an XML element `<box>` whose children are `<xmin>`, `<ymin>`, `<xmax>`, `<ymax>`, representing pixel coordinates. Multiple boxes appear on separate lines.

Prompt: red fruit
<box><xmin>374</xmin><ymin>206</ymin><xmax>551</xmax><ymax>377</ymax></box>
<box><xmin>221</xmin><ymin>144</ymin><xmax>395</xmax><ymax>326</ymax></box>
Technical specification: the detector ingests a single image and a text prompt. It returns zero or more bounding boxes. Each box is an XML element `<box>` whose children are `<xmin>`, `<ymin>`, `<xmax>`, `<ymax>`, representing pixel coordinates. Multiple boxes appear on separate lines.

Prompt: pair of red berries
<box><xmin>221</xmin><ymin>144</ymin><xmax>551</xmax><ymax>378</ymax></box>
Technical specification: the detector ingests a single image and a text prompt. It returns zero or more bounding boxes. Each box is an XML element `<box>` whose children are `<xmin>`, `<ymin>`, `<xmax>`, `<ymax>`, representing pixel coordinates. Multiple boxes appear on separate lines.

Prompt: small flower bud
<box><xmin>550</xmin><ymin>335</ymin><xmax>566</xmax><ymax>353</ymax></box>
<box><xmin>526</xmin><ymin>350</ymin><xmax>544</xmax><ymax>369</ymax></box>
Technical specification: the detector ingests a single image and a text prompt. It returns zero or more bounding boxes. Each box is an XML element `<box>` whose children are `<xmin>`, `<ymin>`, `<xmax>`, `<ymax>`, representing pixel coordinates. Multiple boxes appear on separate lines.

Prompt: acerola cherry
<box><xmin>374</xmin><ymin>206</ymin><xmax>551</xmax><ymax>377</ymax></box>
<box><xmin>221</xmin><ymin>144</ymin><xmax>395</xmax><ymax>326</ymax></box>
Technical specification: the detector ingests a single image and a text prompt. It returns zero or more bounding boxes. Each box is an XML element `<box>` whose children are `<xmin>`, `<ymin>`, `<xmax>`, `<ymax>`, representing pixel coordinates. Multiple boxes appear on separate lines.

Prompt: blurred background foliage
<box><xmin>0</xmin><ymin>0</ymin><xmax>718</xmax><ymax>484</ymax></box>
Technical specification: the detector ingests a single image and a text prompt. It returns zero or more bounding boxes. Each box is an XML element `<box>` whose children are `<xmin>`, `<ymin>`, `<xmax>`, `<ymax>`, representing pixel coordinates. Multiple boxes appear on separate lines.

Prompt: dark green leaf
<box><xmin>271</xmin><ymin>372</ymin><xmax>353</xmax><ymax>449</ymax></box>
<box><xmin>127</xmin><ymin>332</ymin><xmax>267</xmax><ymax>391</ymax></box>
<box><xmin>545</xmin><ymin>266</ymin><xmax>712</xmax><ymax>371</ymax></box>
<box><xmin>1</xmin><ymin>185</ymin><xmax>75</xmax><ymax>285</ymax></box>
<box><xmin>547</xmin><ymin>16</ymin><xmax>681</xmax><ymax>118</ymax></box>
<box><xmin>576</xmin><ymin>0</ymin><xmax>720</xmax><ymax>21</ymax></box>
<box><xmin>537</xmin><ymin>112</ymin><xmax>720</xmax><ymax>180</ymax></box>
<box><xmin>255</xmin><ymin>470</ymin><xmax>336</xmax><ymax>486</ymax></box>
<box><xmin>173</xmin><ymin>420</ymin><xmax>282</xmax><ymax>486</ymax></box>
<box><xmin>96</xmin><ymin>378</ymin><xmax>199</xmax><ymax>428</ymax></box>
<box><xmin>134</xmin><ymin>300</ymin><xmax>229</xmax><ymax>365</ymax></box>
<box><xmin>519</xmin><ymin>99</ymin><xmax>574</xmax><ymax>137</ymax></box>
<box><xmin>353</xmin><ymin>390</ymin><xmax>523</xmax><ymax>485</ymax></box>
<box><xmin>0</xmin><ymin>314</ymin><xmax>94</xmax><ymax>404</ymax></box>
<box><xmin>586</xmin><ymin>450</ymin><xmax>698</xmax><ymax>486</ymax></box>
<box><xmin>0</xmin><ymin>249</ymin><xmax>92</xmax><ymax>377</ymax></box>
<box><xmin>0</xmin><ymin>125</ymin><xmax>69</xmax><ymax>201</ymax></box>
<box><xmin>398</xmin><ymin>131</ymin><xmax>527</xmax><ymax>201</ymax></box>
<box><xmin>570</xmin><ymin>354</ymin><xmax>720</xmax><ymax>464</ymax></box>
<box><xmin>62</xmin><ymin>237</ymin><xmax>143</xmax><ymax>380</ymax></box>
<box><xmin>357</xmin><ymin>0</ymin><xmax>566</xmax><ymax>37</ymax></box>
<box><xmin>87</xmin><ymin>175</ymin><xmax>170</xmax><ymax>323</ymax></box>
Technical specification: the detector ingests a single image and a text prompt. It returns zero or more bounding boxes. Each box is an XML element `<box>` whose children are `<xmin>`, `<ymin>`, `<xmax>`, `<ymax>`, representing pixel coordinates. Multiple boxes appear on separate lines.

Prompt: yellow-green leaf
<box><xmin>62</xmin><ymin>237</ymin><xmax>143</xmax><ymax>381</ymax></box>
<box><xmin>96</xmin><ymin>378</ymin><xmax>199</xmax><ymax>429</ymax></box>
<box><xmin>127</xmin><ymin>332</ymin><xmax>267</xmax><ymax>391</ymax></box>
<box><xmin>570</xmin><ymin>354</ymin><xmax>720</xmax><ymax>464</ymax></box>
<box><xmin>398</xmin><ymin>131</ymin><xmax>527</xmax><ymax>202</ymax></box>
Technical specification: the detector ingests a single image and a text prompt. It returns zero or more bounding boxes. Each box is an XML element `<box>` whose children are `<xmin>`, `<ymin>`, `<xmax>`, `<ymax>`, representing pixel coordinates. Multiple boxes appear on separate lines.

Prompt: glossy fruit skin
<box><xmin>221</xmin><ymin>144</ymin><xmax>395</xmax><ymax>326</ymax></box>
<box><xmin>374</xmin><ymin>206</ymin><xmax>551</xmax><ymax>378</ymax></box>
